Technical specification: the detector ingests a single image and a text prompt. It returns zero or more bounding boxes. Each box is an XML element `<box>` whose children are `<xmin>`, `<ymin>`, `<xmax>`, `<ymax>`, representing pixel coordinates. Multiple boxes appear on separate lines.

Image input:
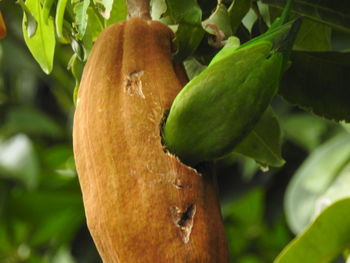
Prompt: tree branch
<box><xmin>126</xmin><ymin>0</ymin><xmax>151</xmax><ymax>19</ymax></box>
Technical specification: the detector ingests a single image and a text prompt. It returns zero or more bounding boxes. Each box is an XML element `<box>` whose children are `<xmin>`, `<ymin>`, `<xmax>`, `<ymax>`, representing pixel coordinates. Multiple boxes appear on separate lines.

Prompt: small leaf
<box><xmin>280</xmin><ymin>51</ymin><xmax>350</xmax><ymax>122</ymax></box>
<box><xmin>284</xmin><ymin>133</ymin><xmax>350</xmax><ymax>234</ymax></box>
<box><xmin>81</xmin><ymin>7</ymin><xmax>104</xmax><ymax>59</ymax></box>
<box><xmin>18</xmin><ymin>0</ymin><xmax>38</xmax><ymax>37</ymax></box>
<box><xmin>151</xmin><ymin>0</ymin><xmax>167</xmax><ymax>21</ymax></box>
<box><xmin>93</xmin><ymin>0</ymin><xmax>113</xmax><ymax>19</ymax></box>
<box><xmin>73</xmin><ymin>0</ymin><xmax>91</xmax><ymax>40</ymax></box>
<box><xmin>202</xmin><ymin>4</ymin><xmax>232</xmax><ymax>39</ymax></box>
<box><xmin>68</xmin><ymin>54</ymin><xmax>84</xmax><ymax>104</ymax></box>
<box><xmin>183</xmin><ymin>57</ymin><xmax>206</xmax><ymax>80</ymax></box>
<box><xmin>22</xmin><ymin>0</ymin><xmax>55</xmax><ymax>74</ymax></box>
<box><xmin>233</xmin><ymin>107</ymin><xmax>285</xmax><ymax>168</ymax></box>
<box><xmin>275</xmin><ymin>198</ymin><xmax>350</xmax><ymax>263</ymax></box>
<box><xmin>55</xmin><ymin>0</ymin><xmax>70</xmax><ymax>43</ymax></box>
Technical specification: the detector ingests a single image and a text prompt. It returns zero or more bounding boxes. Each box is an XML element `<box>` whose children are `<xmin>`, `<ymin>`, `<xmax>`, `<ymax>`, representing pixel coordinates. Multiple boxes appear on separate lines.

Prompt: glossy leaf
<box><xmin>280</xmin><ymin>51</ymin><xmax>350</xmax><ymax>122</ymax></box>
<box><xmin>284</xmin><ymin>133</ymin><xmax>350</xmax><ymax>234</ymax></box>
<box><xmin>22</xmin><ymin>0</ymin><xmax>55</xmax><ymax>74</ymax></box>
<box><xmin>275</xmin><ymin>198</ymin><xmax>350</xmax><ymax>263</ymax></box>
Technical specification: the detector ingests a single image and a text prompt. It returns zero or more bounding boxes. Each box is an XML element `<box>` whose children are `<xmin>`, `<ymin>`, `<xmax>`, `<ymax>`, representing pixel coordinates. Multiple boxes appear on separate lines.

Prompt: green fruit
<box><xmin>163</xmin><ymin>41</ymin><xmax>283</xmax><ymax>165</ymax></box>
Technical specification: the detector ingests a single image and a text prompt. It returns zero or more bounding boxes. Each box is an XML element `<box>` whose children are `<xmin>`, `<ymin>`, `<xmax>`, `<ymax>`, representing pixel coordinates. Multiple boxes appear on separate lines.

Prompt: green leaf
<box><xmin>164</xmin><ymin>0</ymin><xmax>205</xmax><ymax>60</ymax></box>
<box><xmin>263</xmin><ymin>0</ymin><xmax>350</xmax><ymax>33</ymax></box>
<box><xmin>73</xmin><ymin>0</ymin><xmax>91</xmax><ymax>40</ymax></box>
<box><xmin>106</xmin><ymin>0</ymin><xmax>127</xmax><ymax>25</ymax></box>
<box><xmin>93</xmin><ymin>0</ymin><xmax>113</xmax><ymax>19</ymax></box>
<box><xmin>315</xmin><ymin>163</ymin><xmax>350</xmax><ymax>215</ymax></box>
<box><xmin>281</xmin><ymin>113</ymin><xmax>329</xmax><ymax>151</ymax></box>
<box><xmin>202</xmin><ymin>4</ymin><xmax>232</xmax><ymax>39</ymax></box>
<box><xmin>68</xmin><ymin>54</ymin><xmax>84</xmax><ymax>104</ymax></box>
<box><xmin>280</xmin><ymin>51</ymin><xmax>350</xmax><ymax>122</ymax></box>
<box><xmin>22</xmin><ymin>0</ymin><xmax>55</xmax><ymax>74</ymax></box>
<box><xmin>284</xmin><ymin>133</ymin><xmax>350</xmax><ymax>234</ymax></box>
<box><xmin>18</xmin><ymin>0</ymin><xmax>38</xmax><ymax>37</ymax></box>
<box><xmin>275</xmin><ymin>198</ymin><xmax>350</xmax><ymax>263</ymax></box>
<box><xmin>293</xmin><ymin>18</ymin><xmax>331</xmax><ymax>51</ymax></box>
<box><xmin>2</xmin><ymin>106</ymin><xmax>63</xmax><ymax>138</ymax></box>
<box><xmin>42</xmin><ymin>0</ymin><xmax>55</xmax><ymax>24</ymax></box>
<box><xmin>183</xmin><ymin>57</ymin><xmax>206</xmax><ymax>79</ymax></box>
<box><xmin>233</xmin><ymin>107</ymin><xmax>285</xmax><ymax>168</ymax></box>
<box><xmin>82</xmin><ymin>7</ymin><xmax>104</xmax><ymax>58</ymax></box>
<box><xmin>151</xmin><ymin>0</ymin><xmax>167</xmax><ymax>21</ymax></box>
<box><xmin>55</xmin><ymin>0</ymin><xmax>70</xmax><ymax>43</ymax></box>
<box><xmin>228</xmin><ymin>0</ymin><xmax>252</xmax><ymax>34</ymax></box>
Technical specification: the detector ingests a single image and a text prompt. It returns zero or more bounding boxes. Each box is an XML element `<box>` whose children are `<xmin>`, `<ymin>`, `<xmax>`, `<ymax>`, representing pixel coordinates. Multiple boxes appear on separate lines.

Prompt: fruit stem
<box><xmin>126</xmin><ymin>0</ymin><xmax>151</xmax><ymax>20</ymax></box>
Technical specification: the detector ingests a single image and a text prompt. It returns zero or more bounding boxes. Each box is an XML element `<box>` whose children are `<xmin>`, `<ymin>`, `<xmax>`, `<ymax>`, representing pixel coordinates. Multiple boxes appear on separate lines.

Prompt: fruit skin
<box><xmin>73</xmin><ymin>17</ymin><xmax>229</xmax><ymax>263</ymax></box>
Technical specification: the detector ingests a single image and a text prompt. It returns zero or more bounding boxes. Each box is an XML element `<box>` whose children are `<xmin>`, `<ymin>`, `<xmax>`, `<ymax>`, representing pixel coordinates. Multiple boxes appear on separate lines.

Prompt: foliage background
<box><xmin>0</xmin><ymin>0</ymin><xmax>350</xmax><ymax>262</ymax></box>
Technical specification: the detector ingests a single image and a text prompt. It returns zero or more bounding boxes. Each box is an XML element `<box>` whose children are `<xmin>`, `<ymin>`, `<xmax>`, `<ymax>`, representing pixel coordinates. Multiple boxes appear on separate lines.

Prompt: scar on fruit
<box><xmin>124</xmin><ymin>70</ymin><xmax>145</xmax><ymax>98</ymax></box>
<box><xmin>171</xmin><ymin>204</ymin><xmax>196</xmax><ymax>244</ymax></box>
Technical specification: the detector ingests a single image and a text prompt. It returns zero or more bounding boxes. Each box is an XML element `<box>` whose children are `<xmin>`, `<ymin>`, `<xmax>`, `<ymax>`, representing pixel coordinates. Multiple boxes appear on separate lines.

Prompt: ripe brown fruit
<box><xmin>73</xmin><ymin>17</ymin><xmax>229</xmax><ymax>262</ymax></box>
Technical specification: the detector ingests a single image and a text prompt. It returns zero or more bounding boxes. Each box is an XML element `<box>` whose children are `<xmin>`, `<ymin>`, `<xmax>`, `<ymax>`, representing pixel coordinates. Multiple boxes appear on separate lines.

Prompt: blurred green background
<box><xmin>0</xmin><ymin>1</ymin><xmax>350</xmax><ymax>263</ymax></box>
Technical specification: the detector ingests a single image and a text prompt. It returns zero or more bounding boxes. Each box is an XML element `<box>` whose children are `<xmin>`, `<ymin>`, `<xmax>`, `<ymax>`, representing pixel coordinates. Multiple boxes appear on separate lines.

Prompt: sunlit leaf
<box><xmin>73</xmin><ymin>0</ymin><xmax>91</xmax><ymax>40</ymax></box>
<box><xmin>55</xmin><ymin>0</ymin><xmax>70</xmax><ymax>43</ymax></box>
<box><xmin>284</xmin><ymin>133</ymin><xmax>350</xmax><ymax>234</ymax></box>
<box><xmin>107</xmin><ymin>0</ymin><xmax>127</xmax><ymax>25</ymax></box>
<box><xmin>93</xmin><ymin>0</ymin><xmax>113</xmax><ymax>19</ymax></box>
<box><xmin>275</xmin><ymin>198</ymin><xmax>350</xmax><ymax>263</ymax></box>
<box><xmin>22</xmin><ymin>0</ymin><xmax>55</xmax><ymax>74</ymax></box>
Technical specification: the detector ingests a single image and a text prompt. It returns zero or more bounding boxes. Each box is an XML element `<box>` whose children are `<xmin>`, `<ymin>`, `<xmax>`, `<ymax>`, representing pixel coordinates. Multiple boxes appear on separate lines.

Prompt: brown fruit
<box><xmin>73</xmin><ymin>17</ymin><xmax>229</xmax><ymax>263</ymax></box>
